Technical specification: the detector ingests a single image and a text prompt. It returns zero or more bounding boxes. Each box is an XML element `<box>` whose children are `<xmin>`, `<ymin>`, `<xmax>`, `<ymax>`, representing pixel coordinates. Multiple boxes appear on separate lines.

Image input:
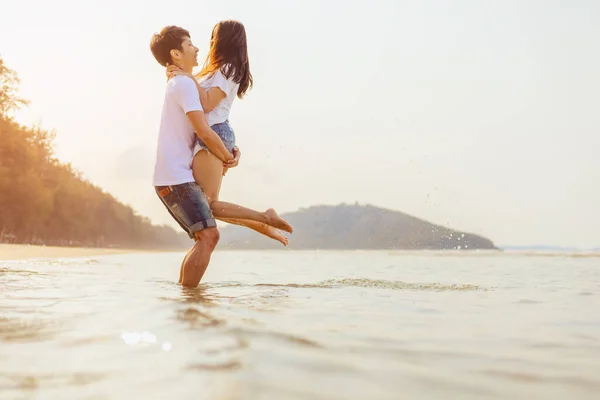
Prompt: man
<box><xmin>149</xmin><ymin>26</ymin><xmax>240</xmax><ymax>287</ymax></box>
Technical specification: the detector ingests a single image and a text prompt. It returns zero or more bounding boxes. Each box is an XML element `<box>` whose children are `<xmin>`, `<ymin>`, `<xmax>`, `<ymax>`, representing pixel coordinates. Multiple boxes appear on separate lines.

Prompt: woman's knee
<box><xmin>205</xmin><ymin>193</ymin><xmax>219</xmax><ymax>206</ymax></box>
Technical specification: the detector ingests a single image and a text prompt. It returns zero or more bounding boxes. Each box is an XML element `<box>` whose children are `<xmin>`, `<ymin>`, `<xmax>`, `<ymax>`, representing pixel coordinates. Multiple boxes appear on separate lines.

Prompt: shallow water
<box><xmin>1</xmin><ymin>250</ymin><xmax>600</xmax><ymax>399</ymax></box>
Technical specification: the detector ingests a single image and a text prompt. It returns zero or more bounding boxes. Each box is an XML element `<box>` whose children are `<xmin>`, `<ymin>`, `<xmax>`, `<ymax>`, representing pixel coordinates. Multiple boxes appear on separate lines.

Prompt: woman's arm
<box><xmin>167</xmin><ymin>67</ymin><xmax>226</xmax><ymax>113</ymax></box>
<box><xmin>198</xmin><ymin>86</ymin><xmax>226</xmax><ymax>113</ymax></box>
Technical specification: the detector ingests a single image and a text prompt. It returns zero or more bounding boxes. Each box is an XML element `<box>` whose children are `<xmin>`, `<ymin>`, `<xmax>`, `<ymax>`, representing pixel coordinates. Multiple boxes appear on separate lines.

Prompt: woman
<box><xmin>168</xmin><ymin>20</ymin><xmax>292</xmax><ymax>246</ymax></box>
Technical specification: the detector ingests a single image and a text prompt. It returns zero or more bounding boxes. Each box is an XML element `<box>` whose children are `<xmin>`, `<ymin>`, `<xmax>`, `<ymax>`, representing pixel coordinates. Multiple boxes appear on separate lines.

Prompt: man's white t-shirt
<box><xmin>153</xmin><ymin>76</ymin><xmax>204</xmax><ymax>186</ymax></box>
<box><xmin>199</xmin><ymin>65</ymin><xmax>239</xmax><ymax>127</ymax></box>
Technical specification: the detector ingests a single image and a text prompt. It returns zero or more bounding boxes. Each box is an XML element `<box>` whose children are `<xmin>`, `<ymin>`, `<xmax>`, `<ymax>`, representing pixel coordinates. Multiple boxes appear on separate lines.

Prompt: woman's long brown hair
<box><xmin>197</xmin><ymin>20</ymin><xmax>253</xmax><ymax>99</ymax></box>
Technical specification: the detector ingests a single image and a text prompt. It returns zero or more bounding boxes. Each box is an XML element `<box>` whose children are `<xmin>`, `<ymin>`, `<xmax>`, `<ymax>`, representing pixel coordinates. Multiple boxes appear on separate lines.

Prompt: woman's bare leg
<box><xmin>192</xmin><ymin>150</ymin><xmax>293</xmax><ymax>233</ymax></box>
<box><xmin>217</xmin><ymin>217</ymin><xmax>288</xmax><ymax>246</ymax></box>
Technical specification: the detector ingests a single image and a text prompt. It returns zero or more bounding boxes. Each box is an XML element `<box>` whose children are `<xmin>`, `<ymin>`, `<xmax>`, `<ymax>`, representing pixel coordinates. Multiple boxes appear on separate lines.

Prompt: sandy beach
<box><xmin>0</xmin><ymin>244</ymin><xmax>144</xmax><ymax>261</ymax></box>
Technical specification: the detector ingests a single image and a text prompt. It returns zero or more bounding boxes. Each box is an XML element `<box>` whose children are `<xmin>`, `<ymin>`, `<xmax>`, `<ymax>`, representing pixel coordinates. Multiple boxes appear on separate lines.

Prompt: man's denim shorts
<box><xmin>155</xmin><ymin>182</ymin><xmax>216</xmax><ymax>239</ymax></box>
<box><xmin>194</xmin><ymin>121</ymin><xmax>236</xmax><ymax>155</ymax></box>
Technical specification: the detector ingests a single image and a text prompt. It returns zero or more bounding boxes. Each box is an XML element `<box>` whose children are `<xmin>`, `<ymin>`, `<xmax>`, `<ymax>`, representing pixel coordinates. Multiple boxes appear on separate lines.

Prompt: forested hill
<box><xmin>0</xmin><ymin>58</ymin><xmax>188</xmax><ymax>249</ymax></box>
<box><xmin>219</xmin><ymin>204</ymin><xmax>498</xmax><ymax>250</ymax></box>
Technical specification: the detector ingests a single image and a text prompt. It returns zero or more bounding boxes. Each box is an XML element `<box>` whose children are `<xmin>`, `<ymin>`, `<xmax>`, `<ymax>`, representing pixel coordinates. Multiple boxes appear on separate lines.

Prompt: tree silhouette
<box><xmin>0</xmin><ymin>58</ymin><xmax>187</xmax><ymax>249</ymax></box>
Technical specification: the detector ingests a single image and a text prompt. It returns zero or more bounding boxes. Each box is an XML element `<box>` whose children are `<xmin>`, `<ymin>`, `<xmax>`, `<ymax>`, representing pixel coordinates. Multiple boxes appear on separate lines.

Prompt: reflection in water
<box><xmin>231</xmin><ymin>327</ymin><xmax>322</xmax><ymax>349</ymax></box>
<box><xmin>479</xmin><ymin>369</ymin><xmax>600</xmax><ymax>390</ymax></box>
<box><xmin>0</xmin><ymin>372</ymin><xmax>106</xmax><ymax>392</ymax></box>
<box><xmin>186</xmin><ymin>360</ymin><xmax>242</xmax><ymax>371</ymax></box>
<box><xmin>181</xmin><ymin>286</ymin><xmax>217</xmax><ymax>304</ymax></box>
<box><xmin>0</xmin><ymin>317</ymin><xmax>60</xmax><ymax>343</ymax></box>
<box><xmin>176</xmin><ymin>307</ymin><xmax>224</xmax><ymax>329</ymax></box>
<box><xmin>0</xmin><ymin>267</ymin><xmax>50</xmax><ymax>276</ymax></box>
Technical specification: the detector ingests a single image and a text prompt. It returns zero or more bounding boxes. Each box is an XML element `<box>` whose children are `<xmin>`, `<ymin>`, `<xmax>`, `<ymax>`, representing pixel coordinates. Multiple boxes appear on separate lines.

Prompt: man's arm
<box><xmin>170</xmin><ymin>77</ymin><xmax>233</xmax><ymax>162</ymax></box>
<box><xmin>186</xmin><ymin>110</ymin><xmax>233</xmax><ymax>162</ymax></box>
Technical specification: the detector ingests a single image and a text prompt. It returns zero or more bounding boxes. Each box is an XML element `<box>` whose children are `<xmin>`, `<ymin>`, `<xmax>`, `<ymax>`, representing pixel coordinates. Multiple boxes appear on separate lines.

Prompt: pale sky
<box><xmin>1</xmin><ymin>0</ymin><xmax>599</xmax><ymax>248</ymax></box>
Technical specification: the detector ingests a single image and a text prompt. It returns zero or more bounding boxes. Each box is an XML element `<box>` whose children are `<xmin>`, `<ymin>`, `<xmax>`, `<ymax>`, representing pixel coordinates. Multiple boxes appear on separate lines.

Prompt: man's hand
<box><xmin>223</xmin><ymin>146</ymin><xmax>241</xmax><ymax>170</ymax></box>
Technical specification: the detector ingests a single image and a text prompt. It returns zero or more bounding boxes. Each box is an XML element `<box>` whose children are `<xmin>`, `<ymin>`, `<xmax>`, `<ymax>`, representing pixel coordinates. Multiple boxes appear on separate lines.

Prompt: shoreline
<box><xmin>0</xmin><ymin>244</ymin><xmax>156</xmax><ymax>261</ymax></box>
<box><xmin>2</xmin><ymin>244</ymin><xmax>597</xmax><ymax>262</ymax></box>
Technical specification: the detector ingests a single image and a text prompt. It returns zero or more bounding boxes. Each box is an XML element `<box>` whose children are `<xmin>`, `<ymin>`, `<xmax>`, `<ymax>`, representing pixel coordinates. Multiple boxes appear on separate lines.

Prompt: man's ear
<box><xmin>170</xmin><ymin>49</ymin><xmax>181</xmax><ymax>61</ymax></box>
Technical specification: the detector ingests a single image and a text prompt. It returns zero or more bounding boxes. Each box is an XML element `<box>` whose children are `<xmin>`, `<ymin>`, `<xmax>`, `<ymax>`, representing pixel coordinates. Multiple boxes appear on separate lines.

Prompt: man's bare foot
<box><xmin>264</xmin><ymin>208</ymin><xmax>293</xmax><ymax>233</ymax></box>
<box><xmin>265</xmin><ymin>225</ymin><xmax>289</xmax><ymax>246</ymax></box>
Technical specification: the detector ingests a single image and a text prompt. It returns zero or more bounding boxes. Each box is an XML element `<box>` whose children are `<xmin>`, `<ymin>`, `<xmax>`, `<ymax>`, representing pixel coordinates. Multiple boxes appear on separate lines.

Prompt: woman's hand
<box><xmin>166</xmin><ymin>65</ymin><xmax>194</xmax><ymax>80</ymax></box>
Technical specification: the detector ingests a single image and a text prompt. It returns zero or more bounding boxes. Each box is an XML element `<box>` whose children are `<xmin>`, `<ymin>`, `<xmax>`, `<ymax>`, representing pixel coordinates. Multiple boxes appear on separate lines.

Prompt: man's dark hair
<box><xmin>149</xmin><ymin>26</ymin><xmax>191</xmax><ymax>67</ymax></box>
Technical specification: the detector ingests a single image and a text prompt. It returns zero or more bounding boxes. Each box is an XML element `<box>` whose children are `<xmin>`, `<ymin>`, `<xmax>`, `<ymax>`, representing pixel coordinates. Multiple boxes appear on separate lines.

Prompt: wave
<box><xmin>506</xmin><ymin>251</ymin><xmax>600</xmax><ymax>258</ymax></box>
<box><xmin>320</xmin><ymin>278</ymin><xmax>484</xmax><ymax>291</ymax></box>
<box><xmin>208</xmin><ymin>279</ymin><xmax>485</xmax><ymax>292</ymax></box>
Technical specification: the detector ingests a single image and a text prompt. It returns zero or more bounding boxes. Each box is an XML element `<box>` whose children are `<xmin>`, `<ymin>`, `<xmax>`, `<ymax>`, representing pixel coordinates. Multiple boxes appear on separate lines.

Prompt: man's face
<box><xmin>172</xmin><ymin>36</ymin><xmax>199</xmax><ymax>70</ymax></box>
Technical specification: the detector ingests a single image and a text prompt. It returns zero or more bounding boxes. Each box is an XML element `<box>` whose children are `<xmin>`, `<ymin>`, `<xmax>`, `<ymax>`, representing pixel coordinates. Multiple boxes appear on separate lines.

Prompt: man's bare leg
<box><xmin>217</xmin><ymin>217</ymin><xmax>289</xmax><ymax>246</ymax></box>
<box><xmin>178</xmin><ymin>258</ymin><xmax>184</xmax><ymax>284</ymax></box>
<box><xmin>178</xmin><ymin>244</ymin><xmax>193</xmax><ymax>284</ymax></box>
<box><xmin>180</xmin><ymin>227</ymin><xmax>220</xmax><ymax>287</ymax></box>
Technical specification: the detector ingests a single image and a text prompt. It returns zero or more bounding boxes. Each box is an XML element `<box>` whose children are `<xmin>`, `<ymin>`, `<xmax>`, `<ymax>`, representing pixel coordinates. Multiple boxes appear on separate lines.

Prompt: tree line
<box><xmin>0</xmin><ymin>58</ymin><xmax>187</xmax><ymax>249</ymax></box>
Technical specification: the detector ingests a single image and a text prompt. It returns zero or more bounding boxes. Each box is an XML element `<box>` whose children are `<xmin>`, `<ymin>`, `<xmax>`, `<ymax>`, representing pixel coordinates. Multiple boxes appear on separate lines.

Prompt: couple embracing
<box><xmin>149</xmin><ymin>21</ymin><xmax>292</xmax><ymax>287</ymax></box>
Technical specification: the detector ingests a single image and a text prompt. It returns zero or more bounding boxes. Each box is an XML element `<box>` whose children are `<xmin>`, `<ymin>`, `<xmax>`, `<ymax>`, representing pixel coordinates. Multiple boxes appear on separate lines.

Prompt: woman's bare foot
<box><xmin>264</xmin><ymin>225</ymin><xmax>289</xmax><ymax>246</ymax></box>
<box><xmin>264</xmin><ymin>208</ymin><xmax>293</xmax><ymax>233</ymax></box>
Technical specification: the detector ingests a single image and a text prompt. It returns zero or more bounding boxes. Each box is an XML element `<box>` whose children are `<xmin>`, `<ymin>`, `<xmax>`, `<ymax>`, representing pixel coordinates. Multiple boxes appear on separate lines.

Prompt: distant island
<box><xmin>219</xmin><ymin>203</ymin><xmax>498</xmax><ymax>251</ymax></box>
